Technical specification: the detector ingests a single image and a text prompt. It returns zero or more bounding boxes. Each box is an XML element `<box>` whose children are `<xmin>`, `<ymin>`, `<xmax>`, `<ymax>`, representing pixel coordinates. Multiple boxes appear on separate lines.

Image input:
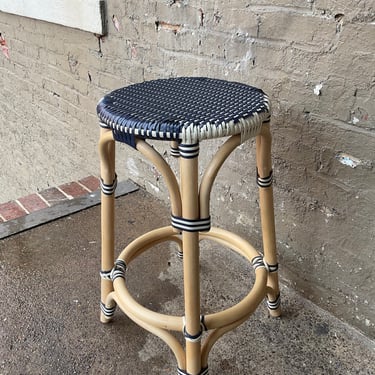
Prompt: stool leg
<box><xmin>180</xmin><ymin>146</ymin><xmax>202</xmax><ymax>374</ymax></box>
<box><xmin>99</xmin><ymin>129</ymin><xmax>117</xmax><ymax>323</ymax></box>
<box><xmin>256</xmin><ymin>124</ymin><xmax>281</xmax><ymax>317</ymax></box>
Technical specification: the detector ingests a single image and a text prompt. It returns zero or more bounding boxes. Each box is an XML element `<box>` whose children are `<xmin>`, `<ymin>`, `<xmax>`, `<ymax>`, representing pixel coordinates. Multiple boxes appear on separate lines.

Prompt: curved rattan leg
<box><xmin>199</xmin><ymin>135</ymin><xmax>241</xmax><ymax>219</ymax></box>
<box><xmin>99</xmin><ymin>129</ymin><xmax>117</xmax><ymax>323</ymax></box>
<box><xmin>136</xmin><ymin>139</ymin><xmax>183</xmax><ymax>258</ymax></box>
<box><xmin>256</xmin><ymin>123</ymin><xmax>281</xmax><ymax>317</ymax></box>
<box><xmin>135</xmin><ymin>139</ymin><xmax>182</xmax><ymax>219</ymax></box>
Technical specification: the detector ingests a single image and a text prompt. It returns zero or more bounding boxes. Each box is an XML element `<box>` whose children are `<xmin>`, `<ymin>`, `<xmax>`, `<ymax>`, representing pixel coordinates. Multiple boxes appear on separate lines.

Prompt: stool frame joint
<box><xmin>178</xmin><ymin>143</ymin><xmax>199</xmax><ymax>159</ymax></box>
<box><xmin>171</xmin><ymin>214</ymin><xmax>211</xmax><ymax>233</ymax></box>
<box><xmin>256</xmin><ymin>169</ymin><xmax>273</xmax><ymax>188</ymax></box>
<box><xmin>251</xmin><ymin>255</ymin><xmax>266</xmax><ymax>270</ymax></box>
<box><xmin>100</xmin><ymin>174</ymin><xmax>118</xmax><ymax>195</ymax></box>
<box><xmin>200</xmin><ymin>315</ymin><xmax>208</xmax><ymax>332</ymax></box>
<box><xmin>266</xmin><ymin>293</ymin><xmax>281</xmax><ymax>311</ymax></box>
<box><xmin>100</xmin><ymin>269</ymin><xmax>112</xmax><ymax>280</ymax></box>
<box><xmin>111</xmin><ymin>259</ymin><xmax>127</xmax><ymax>281</ymax></box>
<box><xmin>267</xmin><ymin>262</ymin><xmax>279</xmax><ymax>273</ymax></box>
<box><xmin>170</xmin><ymin>145</ymin><xmax>180</xmax><ymax>158</ymax></box>
<box><xmin>183</xmin><ymin>316</ymin><xmax>204</xmax><ymax>343</ymax></box>
<box><xmin>100</xmin><ymin>301</ymin><xmax>116</xmax><ymax>318</ymax></box>
<box><xmin>183</xmin><ymin>327</ymin><xmax>203</xmax><ymax>343</ymax></box>
<box><xmin>252</xmin><ymin>256</ymin><xmax>279</xmax><ymax>274</ymax></box>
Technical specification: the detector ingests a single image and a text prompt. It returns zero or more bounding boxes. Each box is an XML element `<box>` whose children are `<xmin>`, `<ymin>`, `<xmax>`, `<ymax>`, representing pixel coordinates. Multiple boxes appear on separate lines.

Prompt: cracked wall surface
<box><xmin>0</xmin><ymin>0</ymin><xmax>374</xmax><ymax>337</ymax></box>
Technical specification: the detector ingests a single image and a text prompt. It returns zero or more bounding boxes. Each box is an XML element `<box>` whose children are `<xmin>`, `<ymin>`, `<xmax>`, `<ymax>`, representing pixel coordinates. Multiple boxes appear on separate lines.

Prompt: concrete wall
<box><xmin>0</xmin><ymin>0</ymin><xmax>374</xmax><ymax>337</ymax></box>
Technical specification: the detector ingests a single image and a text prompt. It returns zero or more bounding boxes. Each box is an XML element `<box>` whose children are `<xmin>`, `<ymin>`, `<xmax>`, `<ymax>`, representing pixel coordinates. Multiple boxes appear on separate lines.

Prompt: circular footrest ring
<box><xmin>111</xmin><ymin>226</ymin><xmax>268</xmax><ymax>335</ymax></box>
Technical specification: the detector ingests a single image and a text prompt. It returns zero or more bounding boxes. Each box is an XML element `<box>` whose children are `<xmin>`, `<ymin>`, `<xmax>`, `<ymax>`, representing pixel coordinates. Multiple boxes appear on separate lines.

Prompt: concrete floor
<box><xmin>0</xmin><ymin>187</ymin><xmax>374</xmax><ymax>375</ymax></box>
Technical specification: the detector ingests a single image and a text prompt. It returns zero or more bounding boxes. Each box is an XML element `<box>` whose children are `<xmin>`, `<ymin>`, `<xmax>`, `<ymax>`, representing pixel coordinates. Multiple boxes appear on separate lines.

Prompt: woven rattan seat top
<box><xmin>97</xmin><ymin>77</ymin><xmax>270</xmax><ymax>145</ymax></box>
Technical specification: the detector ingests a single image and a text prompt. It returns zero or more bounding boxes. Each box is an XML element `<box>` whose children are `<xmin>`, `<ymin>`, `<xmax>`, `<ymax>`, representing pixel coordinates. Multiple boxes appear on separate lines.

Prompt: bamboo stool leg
<box><xmin>256</xmin><ymin>124</ymin><xmax>281</xmax><ymax>317</ymax></box>
<box><xmin>99</xmin><ymin>129</ymin><xmax>117</xmax><ymax>323</ymax></box>
<box><xmin>180</xmin><ymin>144</ymin><xmax>202</xmax><ymax>375</ymax></box>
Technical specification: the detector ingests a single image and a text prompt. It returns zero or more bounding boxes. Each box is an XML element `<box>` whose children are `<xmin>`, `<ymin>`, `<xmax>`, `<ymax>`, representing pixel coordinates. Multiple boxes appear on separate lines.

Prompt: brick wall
<box><xmin>0</xmin><ymin>0</ymin><xmax>374</xmax><ymax>337</ymax></box>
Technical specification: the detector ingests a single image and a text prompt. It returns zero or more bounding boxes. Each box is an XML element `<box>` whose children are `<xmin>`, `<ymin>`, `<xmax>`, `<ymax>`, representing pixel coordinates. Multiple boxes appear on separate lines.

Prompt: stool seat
<box><xmin>97</xmin><ymin>77</ymin><xmax>270</xmax><ymax>145</ymax></box>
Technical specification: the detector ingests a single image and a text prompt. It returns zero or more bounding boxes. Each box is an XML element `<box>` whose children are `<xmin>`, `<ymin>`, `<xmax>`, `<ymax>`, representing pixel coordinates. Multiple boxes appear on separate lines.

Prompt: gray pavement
<box><xmin>0</xmin><ymin>187</ymin><xmax>374</xmax><ymax>375</ymax></box>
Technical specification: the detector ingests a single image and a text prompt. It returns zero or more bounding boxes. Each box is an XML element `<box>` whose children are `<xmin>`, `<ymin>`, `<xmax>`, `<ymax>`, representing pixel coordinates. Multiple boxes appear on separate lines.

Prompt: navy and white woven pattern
<box><xmin>97</xmin><ymin>77</ymin><xmax>270</xmax><ymax>145</ymax></box>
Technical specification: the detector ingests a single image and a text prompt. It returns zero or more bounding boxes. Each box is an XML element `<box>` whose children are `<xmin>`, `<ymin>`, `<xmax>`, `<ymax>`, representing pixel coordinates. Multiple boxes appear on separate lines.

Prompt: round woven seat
<box><xmin>97</xmin><ymin>77</ymin><xmax>270</xmax><ymax>145</ymax></box>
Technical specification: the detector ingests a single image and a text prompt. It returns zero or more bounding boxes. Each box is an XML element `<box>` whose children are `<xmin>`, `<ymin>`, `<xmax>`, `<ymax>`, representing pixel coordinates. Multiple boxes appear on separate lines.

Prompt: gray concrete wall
<box><xmin>0</xmin><ymin>1</ymin><xmax>374</xmax><ymax>337</ymax></box>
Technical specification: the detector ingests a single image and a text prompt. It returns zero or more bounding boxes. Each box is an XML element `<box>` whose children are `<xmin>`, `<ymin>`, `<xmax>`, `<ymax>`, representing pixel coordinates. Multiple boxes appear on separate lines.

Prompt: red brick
<box><xmin>59</xmin><ymin>181</ymin><xmax>88</xmax><ymax>198</ymax></box>
<box><xmin>18</xmin><ymin>193</ymin><xmax>48</xmax><ymax>213</ymax></box>
<box><xmin>78</xmin><ymin>175</ymin><xmax>100</xmax><ymax>192</ymax></box>
<box><xmin>0</xmin><ymin>201</ymin><xmax>27</xmax><ymax>221</ymax></box>
<box><xmin>40</xmin><ymin>187</ymin><xmax>68</xmax><ymax>206</ymax></box>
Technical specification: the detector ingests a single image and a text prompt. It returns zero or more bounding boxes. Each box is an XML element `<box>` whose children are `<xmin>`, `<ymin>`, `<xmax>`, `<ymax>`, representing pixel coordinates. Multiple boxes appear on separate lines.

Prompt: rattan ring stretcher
<box><xmin>97</xmin><ymin>77</ymin><xmax>281</xmax><ymax>375</ymax></box>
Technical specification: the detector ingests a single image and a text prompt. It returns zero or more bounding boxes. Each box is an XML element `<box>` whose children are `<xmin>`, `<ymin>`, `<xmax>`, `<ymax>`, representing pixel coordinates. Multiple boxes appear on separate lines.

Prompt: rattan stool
<box><xmin>97</xmin><ymin>77</ymin><xmax>281</xmax><ymax>375</ymax></box>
